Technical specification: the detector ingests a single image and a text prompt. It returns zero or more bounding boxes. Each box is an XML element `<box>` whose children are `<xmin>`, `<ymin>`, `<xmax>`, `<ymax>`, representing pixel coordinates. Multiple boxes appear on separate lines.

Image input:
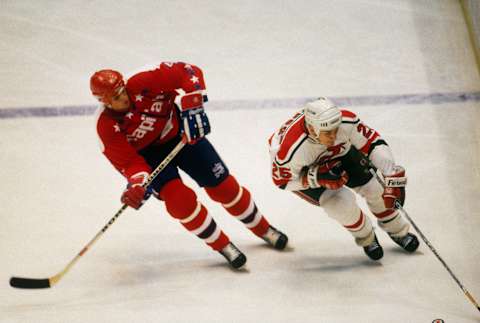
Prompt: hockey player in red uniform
<box><xmin>268</xmin><ymin>97</ymin><xmax>419</xmax><ymax>260</ymax></box>
<box><xmin>90</xmin><ymin>62</ymin><xmax>288</xmax><ymax>269</ymax></box>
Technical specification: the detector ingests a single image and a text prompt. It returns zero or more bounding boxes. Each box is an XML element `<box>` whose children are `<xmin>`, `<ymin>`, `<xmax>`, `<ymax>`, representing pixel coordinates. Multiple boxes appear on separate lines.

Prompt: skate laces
<box><xmin>262</xmin><ymin>227</ymin><xmax>280</xmax><ymax>245</ymax></box>
<box><xmin>221</xmin><ymin>243</ymin><xmax>241</xmax><ymax>260</ymax></box>
<box><xmin>366</xmin><ymin>237</ymin><xmax>380</xmax><ymax>251</ymax></box>
<box><xmin>393</xmin><ymin>234</ymin><xmax>413</xmax><ymax>247</ymax></box>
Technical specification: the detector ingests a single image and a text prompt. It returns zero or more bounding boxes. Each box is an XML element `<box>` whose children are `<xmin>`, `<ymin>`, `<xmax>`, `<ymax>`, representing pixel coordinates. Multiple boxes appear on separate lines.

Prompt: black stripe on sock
<box><xmin>380</xmin><ymin>214</ymin><xmax>398</xmax><ymax>224</ymax></box>
<box><xmin>241</xmin><ymin>205</ymin><xmax>258</xmax><ymax>224</ymax></box>
<box><xmin>198</xmin><ymin>220</ymin><xmax>217</xmax><ymax>239</ymax></box>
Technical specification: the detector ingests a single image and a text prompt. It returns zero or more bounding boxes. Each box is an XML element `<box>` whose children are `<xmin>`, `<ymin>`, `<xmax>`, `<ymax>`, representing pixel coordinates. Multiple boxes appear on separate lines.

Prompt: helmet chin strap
<box><xmin>306</xmin><ymin>128</ymin><xmax>322</xmax><ymax>144</ymax></box>
<box><xmin>307</xmin><ymin>135</ymin><xmax>321</xmax><ymax>144</ymax></box>
<box><xmin>305</xmin><ymin>121</ymin><xmax>319</xmax><ymax>143</ymax></box>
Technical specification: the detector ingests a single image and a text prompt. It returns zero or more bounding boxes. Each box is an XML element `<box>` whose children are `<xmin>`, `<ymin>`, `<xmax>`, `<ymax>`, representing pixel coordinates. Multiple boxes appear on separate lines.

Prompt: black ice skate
<box><xmin>363</xmin><ymin>234</ymin><xmax>384</xmax><ymax>260</ymax></box>
<box><xmin>219</xmin><ymin>242</ymin><xmax>247</xmax><ymax>269</ymax></box>
<box><xmin>389</xmin><ymin>232</ymin><xmax>419</xmax><ymax>253</ymax></box>
<box><xmin>262</xmin><ymin>226</ymin><xmax>288</xmax><ymax>250</ymax></box>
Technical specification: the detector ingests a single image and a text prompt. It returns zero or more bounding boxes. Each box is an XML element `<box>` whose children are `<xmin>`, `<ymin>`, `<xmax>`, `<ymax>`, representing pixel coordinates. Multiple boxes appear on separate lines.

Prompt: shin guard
<box><xmin>205</xmin><ymin>175</ymin><xmax>270</xmax><ymax>237</ymax></box>
<box><xmin>159</xmin><ymin>179</ymin><xmax>229</xmax><ymax>251</ymax></box>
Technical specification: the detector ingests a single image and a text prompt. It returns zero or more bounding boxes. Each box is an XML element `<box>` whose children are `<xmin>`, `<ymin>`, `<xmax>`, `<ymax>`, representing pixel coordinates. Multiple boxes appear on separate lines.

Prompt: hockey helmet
<box><xmin>304</xmin><ymin>97</ymin><xmax>341</xmax><ymax>134</ymax></box>
<box><xmin>90</xmin><ymin>69</ymin><xmax>125</xmax><ymax>103</ymax></box>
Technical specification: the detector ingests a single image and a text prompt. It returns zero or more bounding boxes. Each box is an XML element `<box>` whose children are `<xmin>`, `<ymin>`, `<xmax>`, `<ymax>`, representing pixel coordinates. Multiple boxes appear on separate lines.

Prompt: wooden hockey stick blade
<box><xmin>10</xmin><ymin>277</ymin><xmax>51</xmax><ymax>289</ymax></box>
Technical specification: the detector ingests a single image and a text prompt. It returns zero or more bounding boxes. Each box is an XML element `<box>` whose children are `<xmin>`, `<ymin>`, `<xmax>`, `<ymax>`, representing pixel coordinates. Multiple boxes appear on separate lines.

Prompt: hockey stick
<box><xmin>10</xmin><ymin>137</ymin><xmax>187</xmax><ymax>289</ymax></box>
<box><xmin>369</xmin><ymin>168</ymin><xmax>480</xmax><ymax>313</ymax></box>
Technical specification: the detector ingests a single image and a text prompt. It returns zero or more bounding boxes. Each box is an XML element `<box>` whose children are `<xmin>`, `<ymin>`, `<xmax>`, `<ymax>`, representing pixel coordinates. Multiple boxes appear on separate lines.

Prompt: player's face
<box><xmin>318</xmin><ymin>128</ymin><xmax>338</xmax><ymax>146</ymax></box>
<box><xmin>307</xmin><ymin>124</ymin><xmax>338</xmax><ymax>146</ymax></box>
<box><xmin>108</xmin><ymin>87</ymin><xmax>131</xmax><ymax>112</ymax></box>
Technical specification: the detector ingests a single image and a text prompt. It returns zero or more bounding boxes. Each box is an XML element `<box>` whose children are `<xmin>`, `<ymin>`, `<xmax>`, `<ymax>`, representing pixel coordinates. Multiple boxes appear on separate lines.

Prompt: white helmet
<box><xmin>304</xmin><ymin>97</ymin><xmax>341</xmax><ymax>134</ymax></box>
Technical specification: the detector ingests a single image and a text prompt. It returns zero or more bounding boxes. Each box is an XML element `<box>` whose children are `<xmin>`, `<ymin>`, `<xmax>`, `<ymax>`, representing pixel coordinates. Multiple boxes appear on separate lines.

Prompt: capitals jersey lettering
<box><xmin>96</xmin><ymin>62</ymin><xmax>206</xmax><ymax>179</ymax></box>
<box><xmin>268</xmin><ymin>109</ymin><xmax>386</xmax><ymax>191</ymax></box>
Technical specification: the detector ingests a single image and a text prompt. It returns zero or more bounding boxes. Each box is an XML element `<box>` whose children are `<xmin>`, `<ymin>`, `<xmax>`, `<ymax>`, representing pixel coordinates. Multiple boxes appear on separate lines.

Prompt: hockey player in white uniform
<box><xmin>268</xmin><ymin>97</ymin><xmax>419</xmax><ymax>260</ymax></box>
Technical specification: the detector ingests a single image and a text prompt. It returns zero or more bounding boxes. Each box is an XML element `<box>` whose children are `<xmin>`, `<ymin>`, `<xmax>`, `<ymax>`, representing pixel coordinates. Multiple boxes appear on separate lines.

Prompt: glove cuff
<box><xmin>382</xmin><ymin>166</ymin><xmax>406</xmax><ymax>188</ymax></box>
<box><xmin>129</xmin><ymin>171</ymin><xmax>149</xmax><ymax>186</ymax></box>
<box><xmin>175</xmin><ymin>90</ymin><xmax>206</xmax><ymax>110</ymax></box>
<box><xmin>306</xmin><ymin>165</ymin><xmax>321</xmax><ymax>188</ymax></box>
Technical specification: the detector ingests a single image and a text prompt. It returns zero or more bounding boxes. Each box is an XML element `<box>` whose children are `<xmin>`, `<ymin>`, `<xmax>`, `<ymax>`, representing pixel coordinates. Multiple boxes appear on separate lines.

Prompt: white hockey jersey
<box><xmin>268</xmin><ymin>109</ymin><xmax>395</xmax><ymax>191</ymax></box>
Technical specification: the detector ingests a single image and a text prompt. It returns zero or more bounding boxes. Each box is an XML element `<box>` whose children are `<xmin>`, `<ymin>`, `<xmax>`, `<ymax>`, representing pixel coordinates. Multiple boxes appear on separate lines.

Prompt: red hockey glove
<box><xmin>382</xmin><ymin>165</ymin><xmax>407</xmax><ymax>209</ymax></box>
<box><xmin>176</xmin><ymin>90</ymin><xmax>211</xmax><ymax>145</ymax></box>
<box><xmin>121</xmin><ymin>172</ymin><xmax>151</xmax><ymax>209</ymax></box>
<box><xmin>304</xmin><ymin>161</ymin><xmax>349</xmax><ymax>190</ymax></box>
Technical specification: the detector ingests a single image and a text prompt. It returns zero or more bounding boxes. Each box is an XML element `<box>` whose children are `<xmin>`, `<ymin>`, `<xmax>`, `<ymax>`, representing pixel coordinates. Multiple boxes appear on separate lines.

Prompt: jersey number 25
<box><xmin>272</xmin><ymin>163</ymin><xmax>292</xmax><ymax>180</ymax></box>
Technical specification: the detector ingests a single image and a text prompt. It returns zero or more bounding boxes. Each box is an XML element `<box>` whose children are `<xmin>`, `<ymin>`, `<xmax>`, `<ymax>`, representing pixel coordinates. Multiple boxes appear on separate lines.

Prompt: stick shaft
<box><xmin>394</xmin><ymin>200</ymin><xmax>480</xmax><ymax>311</ymax></box>
<box><xmin>371</xmin><ymin>169</ymin><xmax>480</xmax><ymax>312</ymax></box>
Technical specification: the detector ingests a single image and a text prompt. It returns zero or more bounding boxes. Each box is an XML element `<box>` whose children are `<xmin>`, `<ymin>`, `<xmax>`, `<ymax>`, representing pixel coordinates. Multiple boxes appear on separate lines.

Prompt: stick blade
<box><xmin>10</xmin><ymin>277</ymin><xmax>51</xmax><ymax>289</ymax></box>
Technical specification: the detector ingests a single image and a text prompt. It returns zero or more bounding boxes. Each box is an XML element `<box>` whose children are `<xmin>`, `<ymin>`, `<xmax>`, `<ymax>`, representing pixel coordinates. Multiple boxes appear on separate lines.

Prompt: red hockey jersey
<box><xmin>96</xmin><ymin>62</ymin><xmax>206</xmax><ymax>179</ymax></box>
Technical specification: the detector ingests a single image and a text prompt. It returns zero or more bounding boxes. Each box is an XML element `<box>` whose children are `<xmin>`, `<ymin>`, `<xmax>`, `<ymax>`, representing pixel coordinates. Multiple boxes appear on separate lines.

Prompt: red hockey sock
<box><xmin>205</xmin><ymin>175</ymin><xmax>270</xmax><ymax>237</ymax></box>
<box><xmin>159</xmin><ymin>179</ymin><xmax>230</xmax><ymax>251</ymax></box>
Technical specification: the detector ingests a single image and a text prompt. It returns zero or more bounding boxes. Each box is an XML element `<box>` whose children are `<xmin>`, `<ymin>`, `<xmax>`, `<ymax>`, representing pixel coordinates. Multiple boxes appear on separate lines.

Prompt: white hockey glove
<box><xmin>381</xmin><ymin>165</ymin><xmax>407</xmax><ymax>209</ymax></box>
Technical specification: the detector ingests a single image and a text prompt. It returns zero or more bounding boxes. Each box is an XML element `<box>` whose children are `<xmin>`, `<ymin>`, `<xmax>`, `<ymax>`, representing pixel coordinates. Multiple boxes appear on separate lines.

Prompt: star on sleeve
<box><xmin>190</xmin><ymin>75</ymin><xmax>199</xmax><ymax>83</ymax></box>
<box><xmin>113</xmin><ymin>124</ymin><xmax>121</xmax><ymax>132</ymax></box>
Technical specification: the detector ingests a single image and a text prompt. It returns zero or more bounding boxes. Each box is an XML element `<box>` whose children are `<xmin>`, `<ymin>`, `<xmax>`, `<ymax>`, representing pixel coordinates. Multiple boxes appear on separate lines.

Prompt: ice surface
<box><xmin>1</xmin><ymin>1</ymin><xmax>479</xmax><ymax>322</ymax></box>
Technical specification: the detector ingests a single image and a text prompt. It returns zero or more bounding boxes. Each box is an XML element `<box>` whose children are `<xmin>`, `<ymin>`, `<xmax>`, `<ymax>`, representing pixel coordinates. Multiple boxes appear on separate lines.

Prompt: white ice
<box><xmin>1</xmin><ymin>1</ymin><xmax>479</xmax><ymax>323</ymax></box>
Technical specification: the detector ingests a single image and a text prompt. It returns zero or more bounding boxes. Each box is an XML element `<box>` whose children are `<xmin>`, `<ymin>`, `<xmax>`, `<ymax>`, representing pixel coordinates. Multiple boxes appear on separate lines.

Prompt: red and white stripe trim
<box><xmin>222</xmin><ymin>187</ymin><xmax>244</xmax><ymax>208</ymax></box>
<box><xmin>373</xmin><ymin>209</ymin><xmax>397</xmax><ymax>220</ymax></box>
<box><xmin>180</xmin><ymin>202</ymin><xmax>202</xmax><ymax>224</ymax></box>
<box><xmin>204</xmin><ymin>226</ymin><xmax>222</xmax><ymax>244</ymax></box>
<box><xmin>344</xmin><ymin>211</ymin><xmax>366</xmax><ymax>232</ymax></box>
<box><xmin>245</xmin><ymin>209</ymin><xmax>262</xmax><ymax>229</ymax></box>
<box><xmin>234</xmin><ymin>199</ymin><xmax>255</xmax><ymax>221</ymax></box>
<box><xmin>191</xmin><ymin>213</ymin><xmax>213</xmax><ymax>235</ymax></box>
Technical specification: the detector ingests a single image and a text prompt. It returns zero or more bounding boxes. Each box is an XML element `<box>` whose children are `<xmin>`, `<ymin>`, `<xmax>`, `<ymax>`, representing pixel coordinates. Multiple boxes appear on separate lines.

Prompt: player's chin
<box><xmin>115</xmin><ymin>105</ymin><xmax>130</xmax><ymax>113</ymax></box>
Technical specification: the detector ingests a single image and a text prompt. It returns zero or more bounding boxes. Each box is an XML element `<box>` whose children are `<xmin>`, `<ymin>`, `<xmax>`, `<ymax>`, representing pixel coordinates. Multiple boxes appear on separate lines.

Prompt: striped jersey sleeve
<box><xmin>342</xmin><ymin>109</ymin><xmax>387</xmax><ymax>157</ymax></box>
<box><xmin>268</xmin><ymin>112</ymin><xmax>310</xmax><ymax>191</ymax></box>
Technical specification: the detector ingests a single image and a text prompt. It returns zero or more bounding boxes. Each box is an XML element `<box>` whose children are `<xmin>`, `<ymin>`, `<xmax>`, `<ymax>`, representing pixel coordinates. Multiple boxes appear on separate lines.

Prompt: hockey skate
<box><xmin>389</xmin><ymin>232</ymin><xmax>419</xmax><ymax>253</ymax></box>
<box><xmin>219</xmin><ymin>242</ymin><xmax>247</xmax><ymax>269</ymax></box>
<box><xmin>363</xmin><ymin>234</ymin><xmax>384</xmax><ymax>260</ymax></box>
<box><xmin>262</xmin><ymin>226</ymin><xmax>288</xmax><ymax>250</ymax></box>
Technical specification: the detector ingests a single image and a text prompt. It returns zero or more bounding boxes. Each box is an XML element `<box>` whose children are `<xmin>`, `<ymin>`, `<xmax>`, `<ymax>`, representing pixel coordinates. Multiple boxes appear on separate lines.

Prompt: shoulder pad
<box><xmin>341</xmin><ymin>109</ymin><xmax>359</xmax><ymax>124</ymax></box>
<box><xmin>275</xmin><ymin>118</ymin><xmax>308</xmax><ymax>164</ymax></box>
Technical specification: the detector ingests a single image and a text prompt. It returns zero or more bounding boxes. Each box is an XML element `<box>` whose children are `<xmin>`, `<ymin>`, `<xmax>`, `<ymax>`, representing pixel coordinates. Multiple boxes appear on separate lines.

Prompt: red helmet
<box><xmin>90</xmin><ymin>69</ymin><xmax>125</xmax><ymax>102</ymax></box>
